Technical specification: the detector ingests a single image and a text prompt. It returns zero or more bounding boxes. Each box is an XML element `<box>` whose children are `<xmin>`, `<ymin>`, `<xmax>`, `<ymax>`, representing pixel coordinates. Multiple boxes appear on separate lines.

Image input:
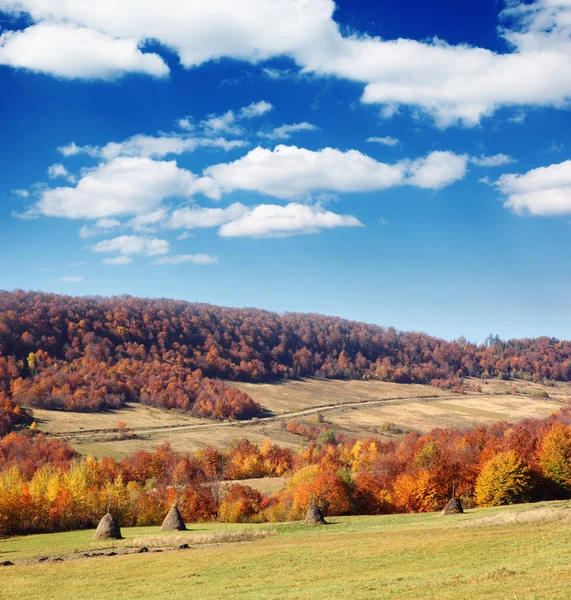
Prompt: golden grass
<box><xmin>128</xmin><ymin>529</ymin><xmax>276</xmax><ymax>548</ymax></box>
<box><xmin>32</xmin><ymin>377</ymin><xmax>569</xmax><ymax>456</ymax></box>
<box><xmin>463</xmin><ymin>505</ymin><xmax>571</xmax><ymax>528</ymax></box>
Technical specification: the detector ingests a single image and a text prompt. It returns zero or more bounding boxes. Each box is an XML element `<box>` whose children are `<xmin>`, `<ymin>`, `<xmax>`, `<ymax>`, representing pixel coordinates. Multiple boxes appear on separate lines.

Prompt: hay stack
<box><xmin>161</xmin><ymin>504</ymin><xmax>187</xmax><ymax>531</ymax></box>
<box><xmin>304</xmin><ymin>504</ymin><xmax>327</xmax><ymax>525</ymax></box>
<box><xmin>93</xmin><ymin>512</ymin><xmax>122</xmax><ymax>540</ymax></box>
<box><xmin>441</xmin><ymin>497</ymin><xmax>464</xmax><ymax>515</ymax></box>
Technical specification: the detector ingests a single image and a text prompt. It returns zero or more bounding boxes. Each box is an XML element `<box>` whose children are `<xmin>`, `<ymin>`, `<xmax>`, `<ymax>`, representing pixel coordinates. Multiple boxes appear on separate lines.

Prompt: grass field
<box><xmin>1</xmin><ymin>501</ymin><xmax>570</xmax><ymax>599</ymax></box>
<box><xmin>30</xmin><ymin>377</ymin><xmax>568</xmax><ymax>458</ymax></box>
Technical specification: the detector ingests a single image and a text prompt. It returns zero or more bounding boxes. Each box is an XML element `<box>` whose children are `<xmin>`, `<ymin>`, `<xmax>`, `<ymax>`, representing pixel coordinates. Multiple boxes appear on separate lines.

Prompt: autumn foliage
<box><xmin>2</xmin><ymin>291</ymin><xmax>571</xmax><ymax>423</ymax></box>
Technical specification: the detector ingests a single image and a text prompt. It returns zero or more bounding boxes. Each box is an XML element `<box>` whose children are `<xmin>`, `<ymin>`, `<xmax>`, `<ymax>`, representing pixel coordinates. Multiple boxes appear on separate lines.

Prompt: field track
<box><xmin>45</xmin><ymin>392</ymin><xmax>560</xmax><ymax>442</ymax></box>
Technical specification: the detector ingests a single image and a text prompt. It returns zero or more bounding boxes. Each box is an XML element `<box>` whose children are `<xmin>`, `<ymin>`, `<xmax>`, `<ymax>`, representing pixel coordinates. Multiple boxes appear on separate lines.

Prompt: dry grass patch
<box><xmin>463</xmin><ymin>506</ymin><xmax>571</xmax><ymax>528</ymax></box>
<box><xmin>128</xmin><ymin>529</ymin><xmax>276</xmax><ymax>548</ymax></box>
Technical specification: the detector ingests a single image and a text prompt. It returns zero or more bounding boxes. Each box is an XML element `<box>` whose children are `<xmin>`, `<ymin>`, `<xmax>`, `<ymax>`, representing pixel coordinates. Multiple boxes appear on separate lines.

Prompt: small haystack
<box><xmin>161</xmin><ymin>504</ymin><xmax>187</xmax><ymax>531</ymax></box>
<box><xmin>93</xmin><ymin>512</ymin><xmax>122</xmax><ymax>540</ymax></box>
<box><xmin>304</xmin><ymin>504</ymin><xmax>327</xmax><ymax>525</ymax></box>
<box><xmin>441</xmin><ymin>497</ymin><xmax>464</xmax><ymax>515</ymax></box>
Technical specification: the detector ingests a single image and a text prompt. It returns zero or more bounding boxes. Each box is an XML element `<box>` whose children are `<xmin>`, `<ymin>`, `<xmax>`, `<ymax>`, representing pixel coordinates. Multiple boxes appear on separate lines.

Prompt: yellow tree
<box><xmin>538</xmin><ymin>423</ymin><xmax>571</xmax><ymax>492</ymax></box>
<box><xmin>474</xmin><ymin>451</ymin><xmax>533</xmax><ymax>507</ymax></box>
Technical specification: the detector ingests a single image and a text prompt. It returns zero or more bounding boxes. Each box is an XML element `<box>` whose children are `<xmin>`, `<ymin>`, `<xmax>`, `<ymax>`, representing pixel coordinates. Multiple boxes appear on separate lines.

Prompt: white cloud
<box><xmin>59</xmin><ymin>133</ymin><xmax>245</xmax><ymax>161</ymax></box>
<box><xmin>239</xmin><ymin>100</ymin><xmax>273</xmax><ymax>118</ymax></box>
<box><xmin>470</xmin><ymin>154</ymin><xmax>517</xmax><ymax>167</ymax></box>
<box><xmin>47</xmin><ymin>163</ymin><xmax>69</xmax><ymax>178</ymax></box>
<box><xmin>167</xmin><ymin>203</ymin><xmax>248</xmax><ymax>229</ymax></box>
<box><xmin>91</xmin><ymin>235</ymin><xmax>171</xmax><ymax>256</ymax></box>
<box><xmin>152</xmin><ymin>254</ymin><xmax>218</xmax><ymax>265</ymax></box>
<box><xmin>2</xmin><ymin>1</ymin><xmax>571</xmax><ymax>124</ymax></box>
<box><xmin>258</xmin><ymin>122</ymin><xmax>317</xmax><ymax>140</ymax></box>
<box><xmin>47</xmin><ymin>163</ymin><xmax>75</xmax><ymax>183</ymax></box>
<box><xmin>201</xmin><ymin>110</ymin><xmax>243</xmax><ymax>137</ymax></box>
<box><xmin>176</xmin><ymin>231</ymin><xmax>194</xmax><ymax>240</ymax></box>
<box><xmin>57</xmin><ymin>142</ymin><xmax>99</xmax><ymax>157</ymax></box>
<box><xmin>33</xmin><ymin>157</ymin><xmax>200</xmax><ymax>219</ymax></box>
<box><xmin>12</xmin><ymin>189</ymin><xmax>30</xmax><ymax>198</ymax></box>
<box><xmin>79</xmin><ymin>217</ymin><xmax>121</xmax><ymax>239</ymax></box>
<box><xmin>218</xmin><ymin>202</ymin><xmax>364</xmax><ymax>238</ymax></box>
<box><xmin>126</xmin><ymin>209</ymin><xmax>168</xmax><ymax>232</ymax></box>
<box><xmin>102</xmin><ymin>255</ymin><xmax>133</xmax><ymax>265</ymax></box>
<box><xmin>0</xmin><ymin>22</ymin><xmax>168</xmax><ymax>80</ymax></box>
<box><xmin>200</xmin><ymin>100</ymin><xmax>272</xmax><ymax>137</ymax></box>
<box><xmin>262</xmin><ymin>67</ymin><xmax>293</xmax><ymax>79</ymax></box>
<box><xmin>205</xmin><ymin>145</ymin><xmax>468</xmax><ymax>199</ymax></box>
<box><xmin>58</xmin><ymin>275</ymin><xmax>84</xmax><ymax>282</ymax></box>
<box><xmin>366</xmin><ymin>136</ymin><xmax>400</xmax><ymax>146</ymax></box>
<box><xmin>508</xmin><ymin>109</ymin><xmax>527</xmax><ymax>124</ymax></box>
<box><xmin>176</xmin><ymin>117</ymin><xmax>194</xmax><ymax>132</ymax></box>
<box><xmin>405</xmin><ymin>151</ymin><xmax>469</xmax><ymax>190</ymax></box>
<box><xmin>495</xmin><ymin>160</ymin><xmax>571</xmax><ymax>216</ymax></box>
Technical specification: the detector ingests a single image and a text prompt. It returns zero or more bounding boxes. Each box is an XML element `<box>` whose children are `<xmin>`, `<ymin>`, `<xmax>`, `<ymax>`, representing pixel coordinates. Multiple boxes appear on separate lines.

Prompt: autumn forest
<box><xmin>1</xmin><ymin>290</ymin><xmax>571</xmax><ymax>536</ymax></box>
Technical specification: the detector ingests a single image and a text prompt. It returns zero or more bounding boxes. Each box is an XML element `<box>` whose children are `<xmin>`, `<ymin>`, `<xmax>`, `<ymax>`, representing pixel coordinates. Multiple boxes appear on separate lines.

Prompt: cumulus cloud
<box><xmin>0</xmin><ymin>22</ymin><xmax>168</xmax><ymax>80</ymax></box>
<box><xmin>59</xmin><ymin>133</ymin><xmax>245</xmax><ymax>161</ymax></box>
<box><xmin>47</xmin><ymin>163</ymin><xmax>70</xmax><ymax>178</ymax></box>
<box><xmin>470</xmin><ymin>154</ymin><xmax>517</xmax><ymax>167</ymax></box>
<box><xmin>57</xmin><ymin>142</ymin><xmax>99</xmax><ymax>157</ymax></box>
<box><xmin>167</xmin><ymin>203</ymin><xmax>248</xmax><ymax>229</ymax></box>
<box><xmin>152</xmin><ymin>254</ymin><xmax>218</xmax><ymax>265</ymax></box>
<box><xmin>239</xmin><ymin>100</ymin><xmax>273</xmax><ymax>118</ymax></box>
<box><xmin>200</xmin><ymin>100</ymin><xmax>273</xmax><ymax>137</ymax></box>
<box><xmin>495</xmin><ymin>160</ymin><xmax>571</xmax><ymax>216</ymax></box>
<box><xmin>32</xmin><ymin>157</ymin><xmax>201</xmax><ymax>219</ymax></box>
<box><xmin>126</xmin><ymin>210</ymin><xmax>169</xmax><ymax>232</ymax></box>
<box><xmin>47</xmin><ymin>163</ymin><xmax>75</xmax><ymax>183</ymax></box>
<box><xmin>102</xmin><ymin>255</ymin><xmax>133</xmax><ymax>265</ymax></box>
<box><xmin>218</xmin><ymin>202</ymin><xmax>364</xmax><ymax>238</ymax></box>
<box><xmin>91</xmin><ymin>235</ymin><xmax>171</xmax><ymax>256</ymax></box>
<box><xmin>55</xmin><ymin>102</ymin><xmax>261</xmax><ymax>164</ymax></box>
<box><xmin>405</xmin><ymin>151</ymin><xmax>469</xmax><ymax>190</ymax></box>
<box><xmin>201</xmin><ymin>110</ymin><xmax>244</xmax><ymax>137</ymax></box>
<box><xmin>205</xmin><ymin>145</ymin><xmax>468</xmax><ymax>199</ymax></box>
<box><xmin>366</xmin><ymin>136</ymin><xmax>400</xmax><ymax>146</ymax></box>
<box><xmin>79</xmin><ymin>217</ymin><xmax>121</xmax><ymax>239</ymax></box>
<box><xmin>258</xmin><ymin>122</ymin><xmax>317</xmax><ymax>140</ymax></box>
<box><xmin>2</xmin><ymin>1</ymin><xmax>571</xmax><ymax>124</ymax></box>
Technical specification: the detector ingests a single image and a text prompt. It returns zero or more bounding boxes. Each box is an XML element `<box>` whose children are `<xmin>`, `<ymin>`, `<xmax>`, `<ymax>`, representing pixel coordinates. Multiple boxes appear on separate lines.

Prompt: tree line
<box><xmin>1</xmin><ymin>406</ymin><xmax>571</xmax><ymax>534</ymax></box>
<box><xmin>2</xmin><ymin>291</ymin><xmax>571</xmax><ymax>418</ymax></box>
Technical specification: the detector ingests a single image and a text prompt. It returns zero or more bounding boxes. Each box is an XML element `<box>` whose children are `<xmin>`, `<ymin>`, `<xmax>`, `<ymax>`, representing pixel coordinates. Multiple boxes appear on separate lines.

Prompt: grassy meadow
<box><xmin>1</xmin><ymin>501</ymin><xmax>570</xmax><ymax>600</ymax></box>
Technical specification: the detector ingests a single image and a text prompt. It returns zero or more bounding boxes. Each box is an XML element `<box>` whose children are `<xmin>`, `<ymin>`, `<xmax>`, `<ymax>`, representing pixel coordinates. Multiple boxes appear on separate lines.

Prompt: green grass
<box><xmin>1</xmin><ymin>502</ymin><xmax>571</xmax><ymax>599</ymax></box>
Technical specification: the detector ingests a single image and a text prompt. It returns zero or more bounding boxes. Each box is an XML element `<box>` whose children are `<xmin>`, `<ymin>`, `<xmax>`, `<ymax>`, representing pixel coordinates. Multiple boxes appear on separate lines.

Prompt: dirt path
<box><xmin>46</xmin><ymin>393</ymin><xmax>503</xmax><ymax>441</ymax></box>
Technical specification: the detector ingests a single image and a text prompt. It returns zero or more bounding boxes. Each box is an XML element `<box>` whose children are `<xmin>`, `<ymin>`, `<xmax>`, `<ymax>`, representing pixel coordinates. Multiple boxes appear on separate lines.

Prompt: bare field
<box><xmin>326</xmin><ymin>393</ymin><xmax>562</xmax><ymax>437</ymax></box>
<box><xmin>32</xmin><ymin>377</ymin><xmax>569</xmax><ymax>457</ymax></box>
<box><xmin>227</xmin><ymin>378</ymin><xmax>448</xmax><ymax>414</ymax></box>
<box><xmin>31</xmin><ymin>403</ymin><xmax>203</xmax><ymax>435</ymax></box>
<box><xmin>220</xmin><ymin>477</ymin><xmax>287</xmax><ymax>494</ymax></box>
<box><xmin>97</xmin><ymin>421</ymin><xmax>302</xmax><ymax>455</ymax></box>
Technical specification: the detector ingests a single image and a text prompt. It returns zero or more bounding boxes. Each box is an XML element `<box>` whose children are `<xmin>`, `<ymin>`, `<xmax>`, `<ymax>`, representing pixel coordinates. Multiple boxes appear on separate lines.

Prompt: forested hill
<box><xmin>1</xmin><ymin>290</ymin><xmax>571</xmax><ymax>419</ymax></box>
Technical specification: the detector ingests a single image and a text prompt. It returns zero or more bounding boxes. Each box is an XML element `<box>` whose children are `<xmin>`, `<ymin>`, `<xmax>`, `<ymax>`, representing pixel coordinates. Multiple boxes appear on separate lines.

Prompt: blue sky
<box><xmin>1</xmin><ymin>0</ymin><xmax>571</xmax><ymax>342</ymax></box>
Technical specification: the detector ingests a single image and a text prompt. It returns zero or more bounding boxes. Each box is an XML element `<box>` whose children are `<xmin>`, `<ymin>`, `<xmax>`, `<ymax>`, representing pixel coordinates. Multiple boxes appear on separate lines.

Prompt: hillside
<box><xmin>2</xmin><ymin>290</ymin><xmax>571</xmax><ymax>428</ymax></box>
<box><xmin>1</xmin><ymin>502</ymin><xmax>570</xmax><ymax>600</ymax></box>
<box><xmin>33</xmin><ymin>377</ymin><xmax>566</xmax><ymax>457</ymax></box>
